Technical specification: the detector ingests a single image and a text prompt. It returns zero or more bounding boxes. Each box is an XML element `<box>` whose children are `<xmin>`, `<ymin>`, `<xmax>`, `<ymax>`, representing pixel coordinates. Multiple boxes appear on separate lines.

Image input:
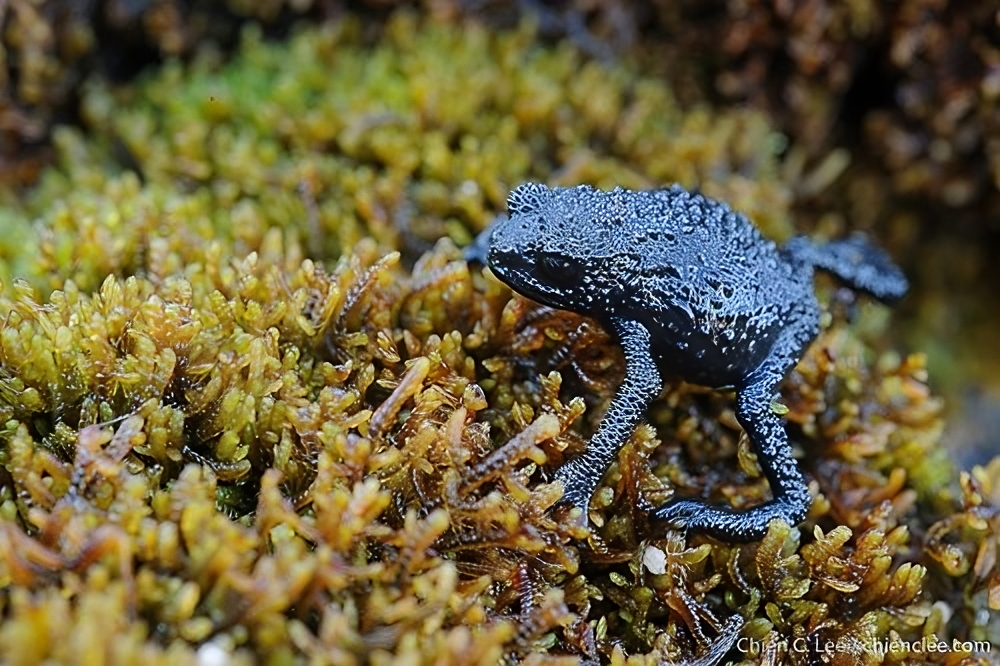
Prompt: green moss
<box><xmin>0</xmin><ymin>12</ymin><xmax>995</xmax><ymax>666</ymax></box>
<box><xmin>3</xmin><ymin>14</ymin><xmax>792</xmax><ymax>298</ymax></box>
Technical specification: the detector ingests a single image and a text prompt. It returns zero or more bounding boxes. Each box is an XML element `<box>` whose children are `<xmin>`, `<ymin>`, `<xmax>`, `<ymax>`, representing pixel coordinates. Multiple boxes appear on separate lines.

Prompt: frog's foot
<box><xmin>649</xmin><ymin>499</ymin><xmax>706</xmax><ymax>529</ymax></box>
<box><xmin>650</xmin><ymin>497</ymin><xmax>809</xmax><ymax>543</ymax></box>
<box><xmin>552</xmin><ymin>459</ymin><xmax>594</xmax><ymax>513</ymax></box>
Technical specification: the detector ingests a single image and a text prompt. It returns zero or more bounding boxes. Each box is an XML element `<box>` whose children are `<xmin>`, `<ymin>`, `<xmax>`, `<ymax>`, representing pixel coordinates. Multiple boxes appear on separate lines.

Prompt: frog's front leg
<box><xmin>555</xmin><ymin>317</ymin><xmax>663</xmax><ymax>512</ymax></box>
<box><xmin>652</xmin><ymin>323</ymin><xmax>814</xmax><ymax>542</ymax></box>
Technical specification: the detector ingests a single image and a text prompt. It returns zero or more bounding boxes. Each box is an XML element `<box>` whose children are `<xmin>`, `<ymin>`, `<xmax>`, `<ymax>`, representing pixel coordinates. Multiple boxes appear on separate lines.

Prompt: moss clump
<box><xmin>0</xmin><ymin>12</ymin><xmax>994</xmax><ymax>665</ymax></box>
<box><xmin>1</xmin><ymin>13</ymin><xmax>792</xmax><ymax>297</ymax></box>
<box><xmin>0</xmin><ymin>0</ymin><xmax>327</xmax><ymax>168</ymax></box>
<box><xmin>926</xmin><ymin>458</ymin><xmax>1000</xmax><ymax>642</ymax></box>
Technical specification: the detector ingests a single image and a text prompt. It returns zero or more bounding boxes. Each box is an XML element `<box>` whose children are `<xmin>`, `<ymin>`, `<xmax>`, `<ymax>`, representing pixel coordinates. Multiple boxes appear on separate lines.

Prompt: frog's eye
<box><xmin>537</xmin><ymin>253</ymin><xmax>579</xmax><ymax>286</ymax></box>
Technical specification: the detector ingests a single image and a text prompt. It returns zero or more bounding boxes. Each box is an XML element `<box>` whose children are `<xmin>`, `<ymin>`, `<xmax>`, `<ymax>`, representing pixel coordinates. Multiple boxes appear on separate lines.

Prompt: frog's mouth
<box><xmin>487</xmin><ymin>246</ymin><xmax>584</xmax><ymax>312</ymax></box>
<box><xmin>486</xmin><ymin>247</ymin><xmax>542</xmax><ymax>301</ymax></box>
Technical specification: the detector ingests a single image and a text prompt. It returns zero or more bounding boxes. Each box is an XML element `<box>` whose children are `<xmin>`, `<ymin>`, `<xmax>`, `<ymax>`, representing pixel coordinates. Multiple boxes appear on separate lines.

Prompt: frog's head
<box><xmin>487</xmin><ymin>183</ymin><xmax>631</xmax><ymax>315</ymax></box>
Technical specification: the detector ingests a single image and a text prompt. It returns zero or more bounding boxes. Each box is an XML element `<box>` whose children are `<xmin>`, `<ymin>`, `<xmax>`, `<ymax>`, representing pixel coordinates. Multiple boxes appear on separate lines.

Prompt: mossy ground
<box><xmin>0</xmin><ymin>13</ymin><xmax>996</xmax><ymax>666</ymax></box>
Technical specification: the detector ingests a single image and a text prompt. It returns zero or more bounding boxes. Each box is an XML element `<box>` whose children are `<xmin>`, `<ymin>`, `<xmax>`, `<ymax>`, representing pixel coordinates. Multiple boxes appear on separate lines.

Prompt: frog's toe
<box><xmin>650</xmin><ymin>499</ymin><xmax>708</xmax><ymax>528</ymax></box>
<box><xmin>651</xmin><ymin>497</ymin><xmax>809</xmax><ymax>541</ymax></box>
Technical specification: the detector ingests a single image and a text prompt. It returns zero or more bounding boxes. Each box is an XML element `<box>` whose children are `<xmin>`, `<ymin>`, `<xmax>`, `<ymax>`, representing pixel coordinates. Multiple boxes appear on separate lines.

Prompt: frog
<box><xmin>468</xmin><ymin>182</ymin><xmax>908</xmax><ymax>542</ymax></box>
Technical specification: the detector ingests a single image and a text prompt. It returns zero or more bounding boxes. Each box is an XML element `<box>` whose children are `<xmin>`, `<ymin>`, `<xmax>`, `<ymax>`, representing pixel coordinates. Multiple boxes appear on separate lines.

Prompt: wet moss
<box><xmin>0</xmin><ymin>13</ymin><xmax>994</xmax><ymax>666</ymax></box>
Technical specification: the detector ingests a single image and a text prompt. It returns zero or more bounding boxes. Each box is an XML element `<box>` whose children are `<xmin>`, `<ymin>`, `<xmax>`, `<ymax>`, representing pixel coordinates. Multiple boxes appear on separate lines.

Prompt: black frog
<box><xmin>470</xmin><ymin>182</ymin><xmax>908</xmax><ymax>542</ymax></box>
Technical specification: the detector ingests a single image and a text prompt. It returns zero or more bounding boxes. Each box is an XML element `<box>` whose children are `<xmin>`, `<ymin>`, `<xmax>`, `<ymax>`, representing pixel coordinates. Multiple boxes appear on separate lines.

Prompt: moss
<box><xmin>0</xmin><ymin>0</ymin><xmax>326</xmax><ymax>169</ymax></box>
<box><xmin>2</xmin><ymin>14</ymin><xmax>793</xmax><ymax>297</ymax></box>
<box><xmin>0</xmin><ymin>12</ymin><xmax>994</xmax><ymax>665</ymax></box>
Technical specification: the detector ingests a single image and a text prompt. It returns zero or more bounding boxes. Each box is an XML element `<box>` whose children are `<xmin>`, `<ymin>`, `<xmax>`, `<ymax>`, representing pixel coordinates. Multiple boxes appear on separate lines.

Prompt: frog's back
<box><xmin>616</xmin><ymin>186</ymin><xmax>816</xmax><ymax>384</ymax></box>
<box><xmin>624</xmin><ymin>186</ymin><xmax>810</xmax><ymax>311</ymax></box>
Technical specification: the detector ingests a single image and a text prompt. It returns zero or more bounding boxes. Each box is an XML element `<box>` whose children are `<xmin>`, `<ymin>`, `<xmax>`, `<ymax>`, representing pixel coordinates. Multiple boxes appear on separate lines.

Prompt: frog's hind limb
<box><xmin>554</xmin><ymin>317</ymin><xmax>663</xmax><ymax>512</ymax></box>
<box><xmin>783</xmin><ymin>234</ymin><xmax>909</xmax><ymax>303</ymax></box>
<box><xmin>651</xmin><ymin>315</ymin><xmax>816</xmax><ymax>542</ymax></box>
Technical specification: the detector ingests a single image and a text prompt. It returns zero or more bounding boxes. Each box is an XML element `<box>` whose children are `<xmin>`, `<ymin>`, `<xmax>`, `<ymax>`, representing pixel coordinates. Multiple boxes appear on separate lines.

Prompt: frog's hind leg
<box><xmin>784</xmin><ymin>234</ymin><xmax>908</xmax><ymax>303</ymax></box>
<box><xmin>651</xmin><ymin>316</ymin><xmax>816</xmax><ymax>542</ymax></box>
